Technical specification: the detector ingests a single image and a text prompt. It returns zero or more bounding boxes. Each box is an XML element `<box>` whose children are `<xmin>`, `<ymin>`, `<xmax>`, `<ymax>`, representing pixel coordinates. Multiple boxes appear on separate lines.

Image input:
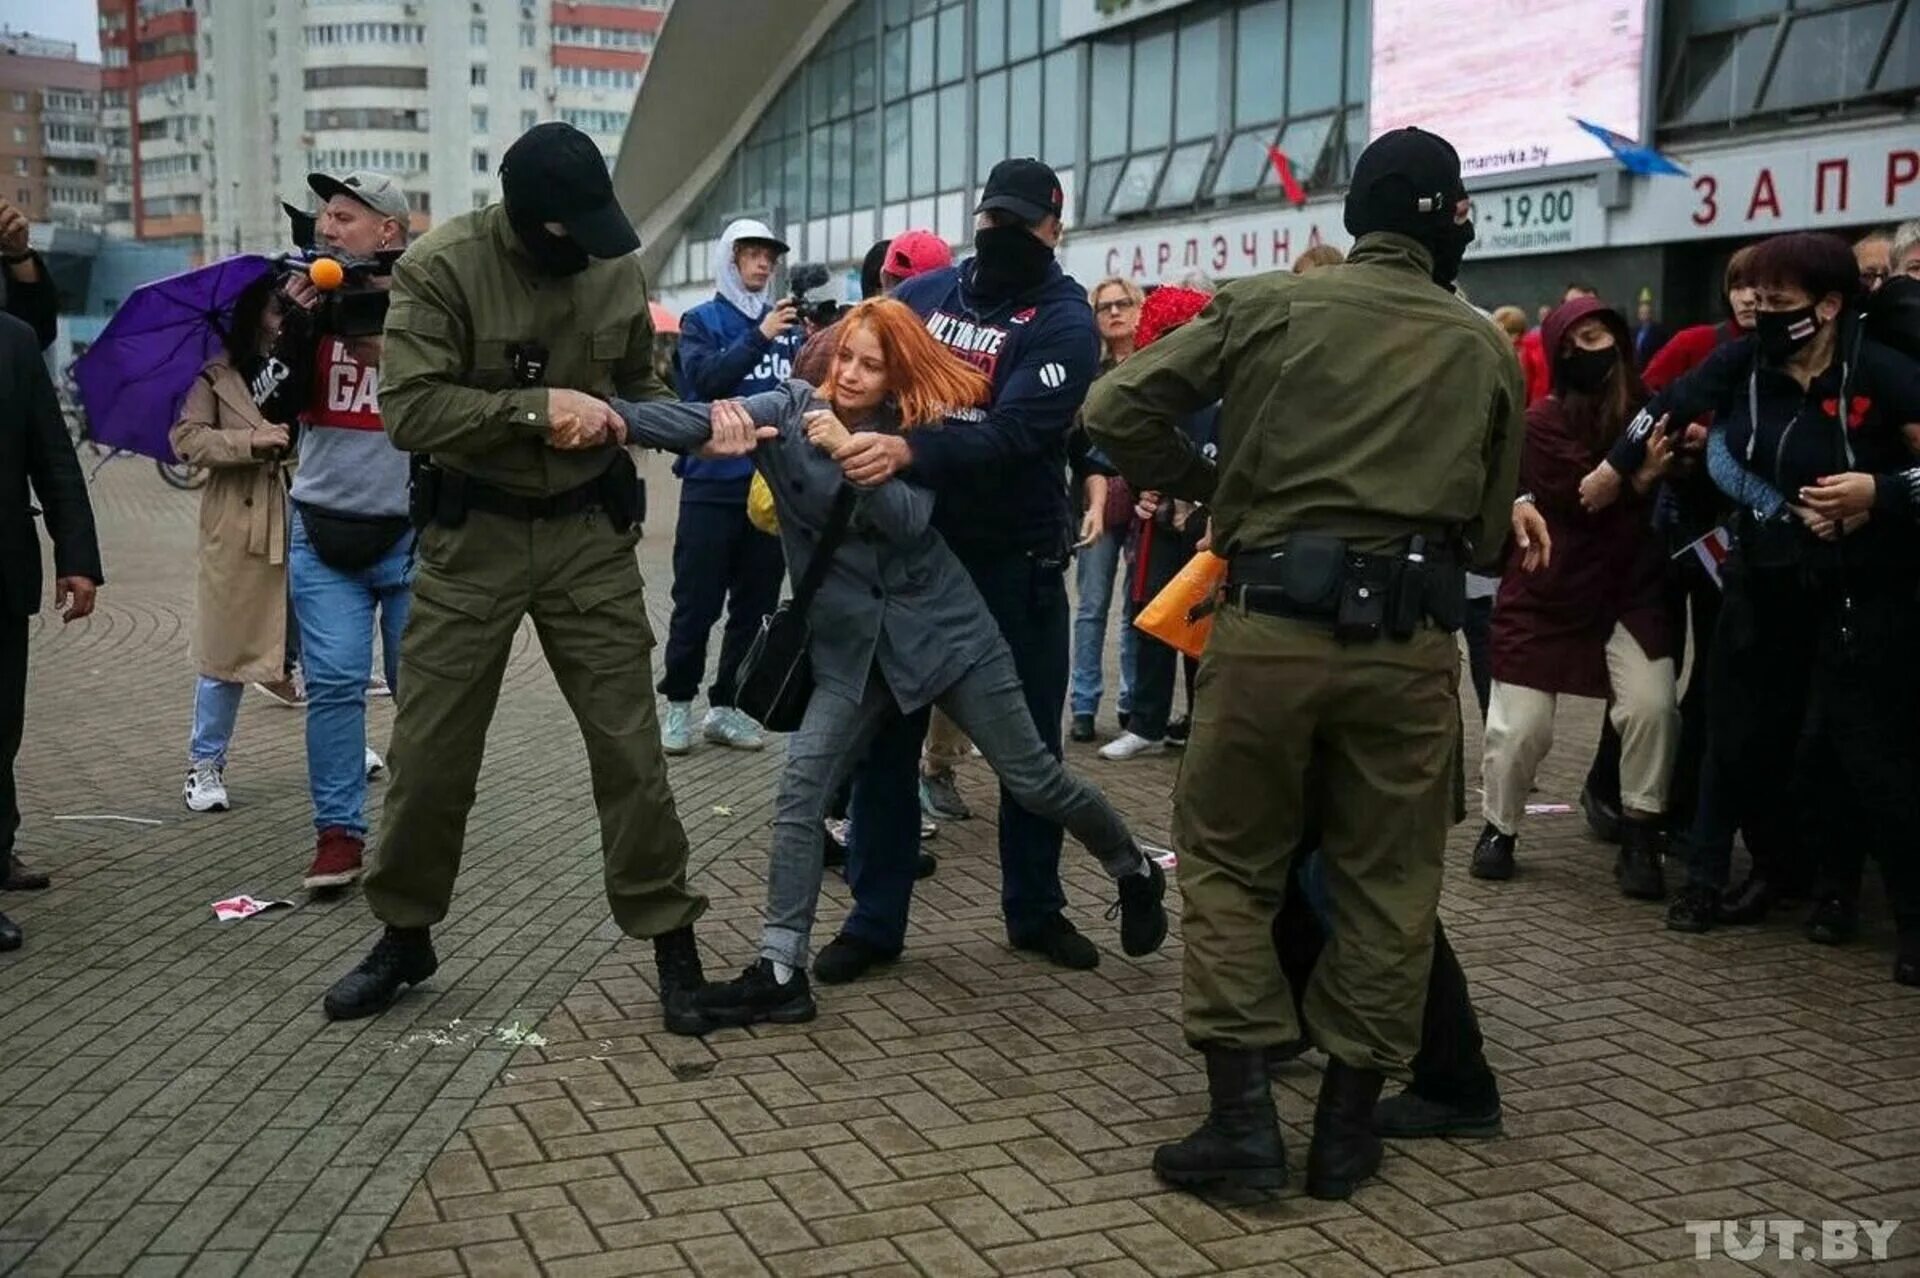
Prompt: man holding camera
<box><xmin>259</xmin><ymin>169</ymin><xmax>414</xmax><ymax>893</ymax></box>
<box><xmin>656</xmin><ymin>218</ymin><xmax>801</xmax><ymax>755</ymax></box>
<box><xmin>323</xmin><ymin>123</ymin><xmax>746</xmax><ymax>1025</ymax></box>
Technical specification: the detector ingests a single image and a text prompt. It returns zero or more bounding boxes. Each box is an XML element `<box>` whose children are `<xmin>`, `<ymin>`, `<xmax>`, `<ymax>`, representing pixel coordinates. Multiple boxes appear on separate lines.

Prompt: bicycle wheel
<box><xmin>157</xmin><ymin>459</ymin><xmax>208</xmax><ymax>490</ymax></box>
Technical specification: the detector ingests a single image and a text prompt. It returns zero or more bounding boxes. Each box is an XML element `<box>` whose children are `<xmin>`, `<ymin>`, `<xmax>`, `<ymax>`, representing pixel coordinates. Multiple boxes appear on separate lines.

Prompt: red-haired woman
<box><xmin>614</xmin><ymin>298</ymin><xmax>1168</xmax><ymax>1028</ymax></box>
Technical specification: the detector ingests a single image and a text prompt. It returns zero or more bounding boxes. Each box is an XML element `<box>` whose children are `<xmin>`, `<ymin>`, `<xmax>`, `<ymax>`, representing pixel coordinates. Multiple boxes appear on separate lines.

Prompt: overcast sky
<box><xmin>0</xmin><ymin>1</ymin><xmax>102</xmax><ymax>61</ymax></box>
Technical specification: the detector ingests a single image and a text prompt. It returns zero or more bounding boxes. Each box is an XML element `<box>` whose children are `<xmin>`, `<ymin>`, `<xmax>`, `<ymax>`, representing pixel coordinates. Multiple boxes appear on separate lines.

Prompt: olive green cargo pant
<box><xmin>363</xmin><ymin>509</ymin><xmax>707</xmax><ymax>940</ymax></box>
<box><xmin>1176</xmin><ymin>604</ymin><xmax>1458</xmax><ymax>1073</ymax></box>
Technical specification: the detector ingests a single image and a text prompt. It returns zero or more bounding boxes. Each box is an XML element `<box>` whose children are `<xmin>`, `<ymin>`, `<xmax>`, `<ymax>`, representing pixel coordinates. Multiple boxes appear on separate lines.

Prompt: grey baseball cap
<box><xmin>307</xmin><ymin>169</ymin><xmax>410</xmax><ymax>222</ymax></box>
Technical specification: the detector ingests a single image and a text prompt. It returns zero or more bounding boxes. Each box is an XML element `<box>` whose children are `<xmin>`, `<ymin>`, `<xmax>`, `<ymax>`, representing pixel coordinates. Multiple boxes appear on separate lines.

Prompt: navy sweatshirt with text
<box><xmin>891</xmin><ymin>257</ymin><xmax>1101</xmax><ymax>558</ymax></box>
<box><xmin>673</xmin><ymin>296</ymin><xmax>803</xmax><ymax>503</ymax></box>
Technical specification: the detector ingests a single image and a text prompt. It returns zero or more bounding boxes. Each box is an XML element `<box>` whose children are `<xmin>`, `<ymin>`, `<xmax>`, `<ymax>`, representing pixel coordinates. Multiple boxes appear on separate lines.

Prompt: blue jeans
<box><xmin>1069</xmin><ymin>528</ymin><xmax>1135</xmax><ymax>719</ymax></box>
<box><xmin>289</xmin><ymin>516</ymin><xmax>413</xmax><ymax>836</ymax></box>
<box><xmin>189</xmin><ymin>677</ymin><xmax>245</xmax><ymax>766</ymax></box>
<box><xmin>844</xmin><ymin>550</ymin><xmax>1072</xmax><ymax>950</ymax></box>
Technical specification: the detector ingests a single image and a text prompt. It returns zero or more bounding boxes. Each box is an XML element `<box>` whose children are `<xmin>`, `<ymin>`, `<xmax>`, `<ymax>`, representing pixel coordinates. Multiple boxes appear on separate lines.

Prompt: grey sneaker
<box><xmin>919</xmin><ymin>772</ymin><xmax>971</xmax><ymax>820</ymax></box>
<box><xmin>662</xmin><ymin>702</ymin><xmax>693</xmax><ymax>755</ymax></box>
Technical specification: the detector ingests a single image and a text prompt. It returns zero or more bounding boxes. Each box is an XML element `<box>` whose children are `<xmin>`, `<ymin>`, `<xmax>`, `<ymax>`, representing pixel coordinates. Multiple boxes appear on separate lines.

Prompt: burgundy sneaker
<box><xmin>304</xmin><ymin>828</ymin><xmax>365</xmax><ymax>889</ymax></box>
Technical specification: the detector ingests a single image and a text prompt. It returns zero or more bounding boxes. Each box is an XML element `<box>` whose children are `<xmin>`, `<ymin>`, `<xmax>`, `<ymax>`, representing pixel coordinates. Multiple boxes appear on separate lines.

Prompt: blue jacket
<box><xmin>671</xmin><ymin>294</ymin><xmax>804</xmax><ymax>499</ymax></box>
<box><xmin>892</xmin><ymin>257</ymin><xmax>1100</xmax><ymax>558</ymax></box>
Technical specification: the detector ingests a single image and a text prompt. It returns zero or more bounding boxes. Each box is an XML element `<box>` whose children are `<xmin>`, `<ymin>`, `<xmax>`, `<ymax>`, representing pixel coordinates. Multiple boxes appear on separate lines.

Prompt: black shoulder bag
<box><xmin>734</xmin><ymin>485</ymin><xmax>858</xmax><ymax>733</ymax></box>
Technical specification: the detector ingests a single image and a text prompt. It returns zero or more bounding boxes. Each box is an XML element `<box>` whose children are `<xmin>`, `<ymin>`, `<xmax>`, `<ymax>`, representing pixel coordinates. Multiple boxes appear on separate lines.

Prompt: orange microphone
<box><xmin>307</xmin><ymin>257</ymin><xmax>346</xmax><ymax>290</ymax></box>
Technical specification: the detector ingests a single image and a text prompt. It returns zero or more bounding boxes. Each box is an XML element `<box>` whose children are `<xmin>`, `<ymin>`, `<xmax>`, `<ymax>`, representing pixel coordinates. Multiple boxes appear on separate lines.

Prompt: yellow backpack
<box><xmin>747</xmin><ymin>471</ymin><xmax>779</xmax><ymax>535</ymax></box>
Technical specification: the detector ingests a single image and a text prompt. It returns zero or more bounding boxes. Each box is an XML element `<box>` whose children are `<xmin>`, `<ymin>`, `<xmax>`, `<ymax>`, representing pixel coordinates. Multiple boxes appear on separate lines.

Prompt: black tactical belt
<box><xmin>463</xmin><ymin>477</ymin><xmax>602</xmax><ymax>521</ymax></box>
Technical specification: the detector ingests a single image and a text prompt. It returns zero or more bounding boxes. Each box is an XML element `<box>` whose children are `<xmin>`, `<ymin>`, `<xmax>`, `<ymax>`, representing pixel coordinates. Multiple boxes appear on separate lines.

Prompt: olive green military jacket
<box><xmin>1082</xmin><ymin>233</ymin><xmax>1524</xmax><ymax>571</ymax></box>
<box><xmin>379</xmin><ymin>204</ymin><xmax>671</xmax><ymax>497</ymax></box>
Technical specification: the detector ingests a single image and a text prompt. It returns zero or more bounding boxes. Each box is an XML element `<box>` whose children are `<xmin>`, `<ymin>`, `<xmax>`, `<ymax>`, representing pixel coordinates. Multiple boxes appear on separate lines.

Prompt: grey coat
<box><xmin>616</xmin><ymin>379</ymin><xmax>1002</xmax><ymax>713</ymax></box>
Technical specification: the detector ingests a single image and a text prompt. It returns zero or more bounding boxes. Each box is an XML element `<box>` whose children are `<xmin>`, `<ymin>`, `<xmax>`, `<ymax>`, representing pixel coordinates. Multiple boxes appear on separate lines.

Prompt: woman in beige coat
<box><xmin>168</xmin><ymin>279</ymin><xmax>294</xmax><ymax>812</ymax></box>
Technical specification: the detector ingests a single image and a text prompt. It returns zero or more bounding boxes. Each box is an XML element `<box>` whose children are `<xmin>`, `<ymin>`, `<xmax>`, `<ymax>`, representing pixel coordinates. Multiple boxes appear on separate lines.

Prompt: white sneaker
<box><xmin>367</xmin><ymin>675</ymin><xmax>392</xmax><ymax>698</ymax></box>
<box><xmin>824</xmin><ymin>817</ymin><xmax>851</xmax><ymax>844</ymax></box>
<box><xmin>183</xmin><ymin>761</ymin><xmax>230</xmax><ymax>813</ymax></box>
<box><xmin>662</xmin><ymin>702</ymin><xmax>693</xmax><ymax>755</ymax></box>
<box><xmin>703</xmin><ymin>706</ymin><xmax>766</xmax><ymax>751</ymax></box>
<box><xmin>921</xmin><ymin>815</ymin><xmax>939</xmax><ymax>841</ymax></box>
<box><xmin>1099</xmin><ymin>731</ymin><xmax>1166</xmax><ymax>761</ymax></box>
<box><xmin>365</xmin><ymin>747</ymin><xmax>385</xmax><ymax>780</ymax></box>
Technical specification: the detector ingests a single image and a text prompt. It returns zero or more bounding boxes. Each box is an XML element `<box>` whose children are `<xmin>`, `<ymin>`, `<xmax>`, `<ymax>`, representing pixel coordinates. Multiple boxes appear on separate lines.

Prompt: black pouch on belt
<box><xmin>1387</xmin><ymin>536</ymin><xmax>1428</xmax><ymax>640</ymax></box>
<box><xmin>1273</xmin><ymin>532</ymin><xmax>1346</xmax><ymax>610</ymax></box>
<box><xmin>1335</xmin><ymin>560</ymin><xmax>1388</xmax><ymax>643</ymax></box>
<box><xmin>597</xmin><ymin>449</ymin><xmax>642</xmax><ymax>532</ymax></box>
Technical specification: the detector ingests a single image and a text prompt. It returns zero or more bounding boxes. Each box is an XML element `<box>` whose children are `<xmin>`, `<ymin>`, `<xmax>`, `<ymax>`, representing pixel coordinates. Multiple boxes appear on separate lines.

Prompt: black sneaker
<box><xmin>1469</xmin><ymin>824</ymin><xmax>1515</xmax><ymax>881</ymax></box>
<box><xmin>813</xmin><ymin>932</ymin><xmax>902</xmax><ymax>985</ymax></box>
<box><xmin>1716</xmin><ymin>875</ymin><xmax>1775</xmax><ymax>925</ymax></box>
<box><xmin>1805</xmin><ymin>896</ymin><xmax>1859</xmax><ymax>947</ymax></box>
<box><xmin>654</xmin><ymin>926</ymin><xmax>707</xmax><ymax>1035</ymax></box>
<box><xmin>323</xmin><ymin>927</ymin><xmax>438</xmax><ymax>1021</ymax></box>
<box><xmin>1070</xmin><ymin>714</ymin><xmax>1095</xmax><ymax>743</ymax></box>
<box><xmin>1666</xmin><ymin>885</ymin><xmax>1717</xmax><ymax>933</ymax></box>
<box><xmin>1165</xmin><ymin>716</ymin><xmax>1191</xmax><ymax>748</ymax></box>
<box><xmin>1374</xmin><ymin>1089</ymin><xmax>1503</xmax><ymax>1140</ymax></box>
<box><xmin>1106</xmin><ymin>859</ymin><xmax>1168</xmax><ymax>957</ymax></box>
<box><xmin>1010</xmin><ymin>913</ymin><xmax>1099</xmax><ymax>970</ymax></box>
<box><xmin>690</xmin><ymin>959</ymin><xmax>817</xmax><ymax>1030</ymax></box>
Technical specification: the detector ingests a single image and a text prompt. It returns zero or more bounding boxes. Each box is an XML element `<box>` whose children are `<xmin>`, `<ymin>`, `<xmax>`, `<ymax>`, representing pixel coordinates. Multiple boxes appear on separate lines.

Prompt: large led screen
<box><xmin>1370</xmin><ymin>1</ymin><xmax>1651</xmax><ymax>178</ymax></box>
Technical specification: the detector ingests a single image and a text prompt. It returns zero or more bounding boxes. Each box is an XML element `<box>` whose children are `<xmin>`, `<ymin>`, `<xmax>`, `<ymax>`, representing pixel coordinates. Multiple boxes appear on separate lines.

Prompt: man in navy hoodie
<box><xmin>813</xmin><ymin>159</ymin><xmax>1112</xmax><ymax>980</ymax></box>
<box><xmin>660</xmin><ymin>218</ymin><xmax>802</xmax><ymax>754</ymax></box>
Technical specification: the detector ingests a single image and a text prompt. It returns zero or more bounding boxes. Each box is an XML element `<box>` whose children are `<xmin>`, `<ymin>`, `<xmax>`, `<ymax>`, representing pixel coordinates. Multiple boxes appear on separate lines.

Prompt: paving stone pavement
<box><xmin>2</xmin><ymin>460</ymin><xmax>1916</xmax><ymax>1278</ymax></box>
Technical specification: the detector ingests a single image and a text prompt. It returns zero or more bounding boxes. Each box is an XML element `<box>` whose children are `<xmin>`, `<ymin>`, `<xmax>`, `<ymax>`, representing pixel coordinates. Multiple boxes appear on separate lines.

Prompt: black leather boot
<box><xmin>1306</xmin><ymin>1059</ymin><xmax>1385</xmax><ymax>1201</ymax></box>
<box><xmin>323</xmin><ymin>927</ymin><xmax>437</xmax><ymax>1021</ymax></box>
<box><xmin>1152</xmin><ymin>1046</ymin><xmax>1286</xmax><ymax>1192</ymax></box>
<box><xmin>1615</xmin><ymin>819</ymin><xmax>1666</xmax><ymax>901</ymax></box>
<box><xmin>1469</xmin><ymin>823</ymin><xmax>1516</xmax><ymax>881</ymax></box>
<box><xmin>654</xmin><ymin>926</ymin><xmax>708</xmax><ymax>1035</ymax></box>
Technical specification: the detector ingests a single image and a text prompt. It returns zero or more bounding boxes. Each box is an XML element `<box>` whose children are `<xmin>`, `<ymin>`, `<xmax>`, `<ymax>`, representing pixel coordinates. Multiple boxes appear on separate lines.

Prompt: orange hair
<box><xmin>830</xmin><ymin>298</ymin><xmax>991</xmax><ymax>429</ymax></box>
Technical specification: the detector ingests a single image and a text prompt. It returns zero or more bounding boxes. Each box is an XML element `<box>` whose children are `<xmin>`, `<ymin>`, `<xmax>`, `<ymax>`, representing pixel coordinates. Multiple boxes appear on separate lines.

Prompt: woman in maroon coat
<box><xmin>1472</xmin><ymin>297</ymin><xmax>1680</xmax><ymax>898</ymax></box>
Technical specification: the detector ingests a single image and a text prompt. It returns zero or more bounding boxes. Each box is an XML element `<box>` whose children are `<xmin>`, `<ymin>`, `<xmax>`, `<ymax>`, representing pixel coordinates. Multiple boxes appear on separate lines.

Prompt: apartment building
<box><xmin>98</xmin><ymin>0</ymin><xmax>667</xmax><ymax>256</ymax></box>
<box><xmin>0</xmin><ymin>30</ymin><xmax>105</xmax><ymax>230</ymax></box>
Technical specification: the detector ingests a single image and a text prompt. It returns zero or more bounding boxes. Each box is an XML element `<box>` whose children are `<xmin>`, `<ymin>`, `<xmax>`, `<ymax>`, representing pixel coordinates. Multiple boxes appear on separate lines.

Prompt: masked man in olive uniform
<box><xmin>1084</xmin><ymin>128</ymin><xmax>1530</xmax><ymax>1200</ymax></box>
<box><xmin>323</xmin><ymin>124</ymin><xmax>739</xmax><ymax>1025</ymax></box>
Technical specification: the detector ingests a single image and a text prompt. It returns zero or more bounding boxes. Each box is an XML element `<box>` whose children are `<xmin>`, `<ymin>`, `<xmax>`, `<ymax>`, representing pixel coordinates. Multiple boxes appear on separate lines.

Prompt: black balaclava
<box><xmin>972</xmin><ymin>223</ymin><xmax>1055</xmax><ymax>300</ymax></box>
<box><xmin>504</xmin><ymin>196</ymin><xmax>591</xmax><ymax>277</ymax></box>
<box><xmin>1344</xmin><ymin>127</ymin><xmax>1474</xmax><ymax>287</ymax></box>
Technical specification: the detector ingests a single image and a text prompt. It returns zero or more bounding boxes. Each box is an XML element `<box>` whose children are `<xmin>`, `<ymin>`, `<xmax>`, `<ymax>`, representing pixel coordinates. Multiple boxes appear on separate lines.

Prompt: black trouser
<box><xmin>1273</xmin><ymin>853</ymin><xmax>1499</xmax><ymax>1110</ymax></box>
<box><xmin>1123</xmin><ymin>519</ymin><xmax>1201</xmax><ymax>741</ymax></box>
<box><xmin>658</xmin><ymin>497</ymin><xmax>786</xmax><ymax>706</ymax></box>
<box><xmin>1</xmin><ymin>616</ymin><xmax>26</xmax><ymax>863</ymax></box>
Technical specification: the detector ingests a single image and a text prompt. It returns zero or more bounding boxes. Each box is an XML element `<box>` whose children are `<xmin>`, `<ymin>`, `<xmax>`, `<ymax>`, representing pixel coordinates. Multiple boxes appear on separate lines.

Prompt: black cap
<box><xmin>977</xmin><ymin>157</ymin><xmax>1065</xmax><ymax>225</ymax></box>
<box><xmin>1344</xmin><ymin>127</ymin><xmax>1467</xmax><ymax>241</ymax></box>
<box><xmin>500</xmin><ymin>123</ymin><xmax>640</xmax><ymax>259</ymax></box>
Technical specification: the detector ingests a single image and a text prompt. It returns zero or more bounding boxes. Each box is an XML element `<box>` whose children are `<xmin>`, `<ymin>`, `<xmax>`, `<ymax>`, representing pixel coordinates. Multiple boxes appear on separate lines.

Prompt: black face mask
<box><xmin>971</xmin><ymin>223</ymin><xmax>1054</xmax><ymax>299</ymax></box>
<box><xmin>1754</xmin><ymin>304</ymin><xmax>1822</xmax><ymax>363</ymax></box>
<box><xmin>1426</xmin><ymin>218</ymin><xmax>1476</xmax><ymax>288</ymax></box>
<box><xmin>506</xmin><ymin>199</ymin><xmax>590</xmax><ymax>277</ymax></box>
<box><xmin>1560</xmin><ymin>346</ymin><xmax>1617</xmax><ymax>395</ymax></box>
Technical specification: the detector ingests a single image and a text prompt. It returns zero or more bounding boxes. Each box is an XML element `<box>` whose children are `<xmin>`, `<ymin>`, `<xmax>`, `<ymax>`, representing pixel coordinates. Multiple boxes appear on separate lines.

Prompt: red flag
<box><xmin>1266</xmin><ymin>146</ymin><xmax>1307</xmax><ymax>206</ymax></box>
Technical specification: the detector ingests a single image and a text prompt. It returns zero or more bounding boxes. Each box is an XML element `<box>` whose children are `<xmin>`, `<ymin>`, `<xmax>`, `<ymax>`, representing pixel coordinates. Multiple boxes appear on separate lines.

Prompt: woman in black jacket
<box><xmin>1583</xmin><ymin>232</ymin><xmax>1920</xmax><ymax>984</ymax></box>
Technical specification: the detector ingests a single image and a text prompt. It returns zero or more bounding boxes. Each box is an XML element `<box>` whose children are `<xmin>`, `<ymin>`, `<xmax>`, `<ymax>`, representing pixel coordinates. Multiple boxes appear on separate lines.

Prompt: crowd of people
<box><xmin>6</xmin><ymin>118</ymin><xmax>1920</xmax><ymax>1204</ymax></box>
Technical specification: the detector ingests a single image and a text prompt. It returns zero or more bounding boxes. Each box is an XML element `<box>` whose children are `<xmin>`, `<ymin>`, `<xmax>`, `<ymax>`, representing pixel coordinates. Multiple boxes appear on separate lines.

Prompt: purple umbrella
<box><xmin>72</xmin><ymin>254</ymin><xmax>277</xmax><ymax>462</ymax></box>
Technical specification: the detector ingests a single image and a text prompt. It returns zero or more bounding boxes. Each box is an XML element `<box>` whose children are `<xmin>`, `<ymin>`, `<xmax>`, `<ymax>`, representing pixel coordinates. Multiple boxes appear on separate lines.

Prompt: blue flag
<box><xmin>1574</xmin><ymin>118</ymin><xmax>1687</xmax><ymax>177</ymax></box>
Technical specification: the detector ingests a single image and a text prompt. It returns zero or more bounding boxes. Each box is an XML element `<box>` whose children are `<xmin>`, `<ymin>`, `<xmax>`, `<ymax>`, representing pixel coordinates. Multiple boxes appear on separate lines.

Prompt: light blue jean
<box><xmin>189</xmin><ymin>677</ymin><xmax>245</xmax><ymax>766</ymax></box>
<box><xmin>1070</xmin><ymin>527</ymin><xmax>1136</xmax><ymax>719</ymax></box>
<box><xmin>288</xmin><ymin>515</ymin><xmax>413</xmax><ymax>836</ymax></box>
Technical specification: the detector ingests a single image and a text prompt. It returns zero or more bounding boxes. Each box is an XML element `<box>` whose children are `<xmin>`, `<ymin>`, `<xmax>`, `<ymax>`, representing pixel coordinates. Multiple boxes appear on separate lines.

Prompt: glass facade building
<box><xmin>657</xmin><ymin>0</ymin><xmax>1372</xmax><ymax>291</ymax></box>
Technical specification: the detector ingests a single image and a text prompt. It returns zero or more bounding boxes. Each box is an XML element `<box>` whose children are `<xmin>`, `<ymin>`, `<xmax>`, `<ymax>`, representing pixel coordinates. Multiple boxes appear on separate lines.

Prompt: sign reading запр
<box><xmin>1370</xmin><ymin>0</ymin><xmax>1651</xmax><ymax>178</ymax></box>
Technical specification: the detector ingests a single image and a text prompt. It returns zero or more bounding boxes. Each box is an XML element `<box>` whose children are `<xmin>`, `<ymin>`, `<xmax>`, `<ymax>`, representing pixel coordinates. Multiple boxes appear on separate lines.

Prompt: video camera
<box><xmin>787</xmin><ymin>262</ymin><xmax>842</xmax><ymax>328</ymax></box>
<box><xmin>277</xmin><ymin>248</ymin><xmax>405</xmax><ymax>338</ymax></box>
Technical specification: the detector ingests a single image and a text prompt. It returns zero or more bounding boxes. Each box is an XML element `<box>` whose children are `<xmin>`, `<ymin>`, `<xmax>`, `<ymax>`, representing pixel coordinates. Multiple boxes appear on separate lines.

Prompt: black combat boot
<box><xmin>1152</xmin><ymin>1046</ymin><xmax>1286</xmax><ymax>1192</ymax></box>
<box><xmin>1306</xmin><ymin>1059</ymin><xmax>1385</xmax><ymax>1201</ymax></box>
<box><xmin>654</xmin><ymin>926</ymin><xmax>707</xmax><ymax>1036</ymax></box>
<box><xmin>1614</xmin><ymin>819</ymin><xmax>1666</xmax><ymax>901</ymax></box>
<box><xmin>1469</xmin><ymin>823</ymin><xmax>1515</xmax><ymax>881</ymax></box>
<box><xmin>323</xmin><ymin>927</ymin><xmax>438</xmax><ymax>1021</ymax></box>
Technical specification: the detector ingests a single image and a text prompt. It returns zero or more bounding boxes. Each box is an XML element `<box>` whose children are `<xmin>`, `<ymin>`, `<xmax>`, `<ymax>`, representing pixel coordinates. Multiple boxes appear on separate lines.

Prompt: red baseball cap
<box><xmin>883</xmin><ymin>229</ymin><xmax>953</xmax><ymax>282</ymax></box>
